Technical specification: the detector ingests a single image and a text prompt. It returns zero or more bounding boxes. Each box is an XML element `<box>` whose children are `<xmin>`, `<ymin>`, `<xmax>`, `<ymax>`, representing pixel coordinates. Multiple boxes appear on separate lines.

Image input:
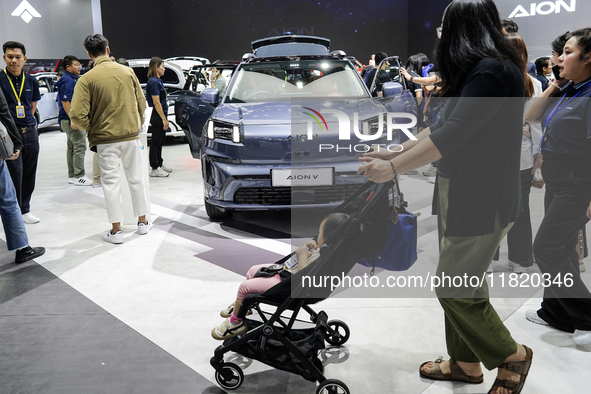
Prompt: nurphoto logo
<box><xmin>11</xmin><ymin>0</ymin><xmax>41</xmax><ymax>24</ymax></box>
<box><xmin>303</xmin><ymin>108</ymin><xmax>417</xmax><ymax>153</ymax></box>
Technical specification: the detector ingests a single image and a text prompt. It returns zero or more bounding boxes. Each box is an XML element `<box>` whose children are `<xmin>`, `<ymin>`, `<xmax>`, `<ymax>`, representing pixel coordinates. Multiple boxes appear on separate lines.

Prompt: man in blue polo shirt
<box><xmin>0</xmin><ymin>41</ymin><xmax>41</xmax><ymax>224</ymax></box>
<box><xmin>57</xmin><ymin>55</ymin><xmax>90</xmax><ymax>186</ymax></box>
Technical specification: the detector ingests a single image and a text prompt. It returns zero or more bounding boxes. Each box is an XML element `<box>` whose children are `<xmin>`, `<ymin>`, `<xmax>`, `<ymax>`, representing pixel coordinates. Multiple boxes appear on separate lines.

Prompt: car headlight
<box><xmin>207</xmin><ymin>120</ymin><xmax>241</xmax><ymax>143</ymax></box>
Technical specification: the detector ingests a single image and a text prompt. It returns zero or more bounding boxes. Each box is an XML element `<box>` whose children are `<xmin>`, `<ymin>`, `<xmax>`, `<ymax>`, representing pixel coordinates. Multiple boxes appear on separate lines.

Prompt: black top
<box><xmin>0</xmin><ymin>69</ymin><xmax>41</xmax><ymax>128</ymax></box>
<box><xmin>541</xmin><ymin>77</ymin><xmax>591</xmax><ymax>157</ymax></box>
<box><xmin>0</xmin><ymin>88</ymin><xmax>22</xmax><ymax>151</ymax></box>
<box><xmin>364</xmin><ymin>68</ymin><xmax>391</xmax><ymax>96</ymax></box>
<box><xmin>429</xmin><ymin>58</ymin><xmax>525</xmax><ymax>236</ymax></box>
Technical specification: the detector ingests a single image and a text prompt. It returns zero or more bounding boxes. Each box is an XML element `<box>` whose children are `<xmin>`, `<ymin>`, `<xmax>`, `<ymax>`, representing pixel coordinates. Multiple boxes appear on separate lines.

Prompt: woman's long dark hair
<box><xmin>405</xmin><ymin>53</ymin><xmax>430</xmax><ymax>75</ymax></box>
<box><xmin>506</xmin><ymin>33</ymin><xmax>534</xmax><ymax>98</ymax></box>
<box><xmin>434</xmin><ymin>0</ymin><xmax>523</xmax><ymax>97</ymax></box>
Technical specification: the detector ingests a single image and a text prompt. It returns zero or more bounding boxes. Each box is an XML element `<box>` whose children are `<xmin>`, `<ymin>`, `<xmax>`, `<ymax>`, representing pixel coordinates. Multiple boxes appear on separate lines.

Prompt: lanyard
<box><xmin>537</xmin><ymin>80</ymin><xmax>591</xmax><ymax>154</ymax></box>
<box><xmin>3</xmin><ymin>68</ymin><xmax>25</xmax><ymax>105</ymax></box>
<box><xmin>158</xmin><ymin>79</ymin><xmax>167</xmax><ymax>95</ymax></box>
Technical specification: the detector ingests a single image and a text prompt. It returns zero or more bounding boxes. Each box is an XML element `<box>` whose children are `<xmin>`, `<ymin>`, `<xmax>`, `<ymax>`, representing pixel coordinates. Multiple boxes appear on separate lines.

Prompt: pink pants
<box><xmin>237</xmin><ymin>264</ymin><xmax>282</xmax><ymax>300</ymax></box>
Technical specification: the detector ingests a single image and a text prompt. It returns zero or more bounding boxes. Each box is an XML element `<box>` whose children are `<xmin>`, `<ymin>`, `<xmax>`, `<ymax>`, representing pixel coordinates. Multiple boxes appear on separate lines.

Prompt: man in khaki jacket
<box><xmin>70</xmin><ymin>34</ymin><xmax>151</xmax><ymax>244</ymax></box>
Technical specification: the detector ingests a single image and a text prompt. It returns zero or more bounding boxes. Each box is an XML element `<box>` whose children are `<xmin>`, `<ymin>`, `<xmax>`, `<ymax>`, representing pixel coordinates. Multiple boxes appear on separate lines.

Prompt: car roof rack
<box><xmin>251</xmin><ymin>35</ymin><xmax>331</xmax><ymax>57</ymax></box>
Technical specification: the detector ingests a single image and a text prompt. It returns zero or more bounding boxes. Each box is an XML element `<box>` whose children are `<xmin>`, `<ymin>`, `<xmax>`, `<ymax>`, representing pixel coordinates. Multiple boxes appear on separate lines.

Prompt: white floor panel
<box><xmin>3</xmin><ymin>131</ymin><xmax>590</xmax><ymax>393</ymax></box>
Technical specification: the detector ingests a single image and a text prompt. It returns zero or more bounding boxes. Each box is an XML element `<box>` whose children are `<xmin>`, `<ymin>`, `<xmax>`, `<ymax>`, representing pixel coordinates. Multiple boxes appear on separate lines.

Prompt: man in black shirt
<box><xmin>0</xmin><ymin>41</ymin><xmax>41</xmax><ymax>224</ymax></box>
<box><xmin>364</xmin><ymin>52</ymin><xmax>391</xmax><ymax>97</ymax></box>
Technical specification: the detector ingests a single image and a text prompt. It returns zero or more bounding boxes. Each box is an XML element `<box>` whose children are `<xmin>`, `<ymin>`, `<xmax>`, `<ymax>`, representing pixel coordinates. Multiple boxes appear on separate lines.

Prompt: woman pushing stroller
<box><xmin>212</xmin><ymin>212</ymin><xmax>349</xmax><ymax>340</ymax></box>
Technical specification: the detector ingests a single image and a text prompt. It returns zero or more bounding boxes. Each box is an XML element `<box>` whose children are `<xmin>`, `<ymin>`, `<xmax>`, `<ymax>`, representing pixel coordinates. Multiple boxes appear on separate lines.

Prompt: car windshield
<box><xmin>225</xmin><ymin>60</ymin><xmax>368</xmax><ymax>103</ymax></box>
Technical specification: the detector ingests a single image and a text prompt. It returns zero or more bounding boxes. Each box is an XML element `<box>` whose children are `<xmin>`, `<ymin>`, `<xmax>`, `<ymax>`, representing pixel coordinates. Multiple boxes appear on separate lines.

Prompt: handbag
<box><xmin>358</xmin><ymin>179</ymin><xmax>419</xmax><ymax>272</ymax></box>
<box><xmin>0</xmin><ymin>121</ymin><xmax>15</xmax><ymax>160</ymax></box>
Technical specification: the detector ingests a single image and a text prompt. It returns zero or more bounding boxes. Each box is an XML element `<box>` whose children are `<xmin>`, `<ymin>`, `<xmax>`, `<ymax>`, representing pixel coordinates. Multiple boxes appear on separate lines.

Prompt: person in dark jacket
<box><xmin>0</xmin><ymin>88</ymin><xmax>45</xmax><ymax>264</ymax></box>
<box><xmin>358</xmin><ymin>1</ymin><xmax>533</xmax><ymax>393</ymax></box>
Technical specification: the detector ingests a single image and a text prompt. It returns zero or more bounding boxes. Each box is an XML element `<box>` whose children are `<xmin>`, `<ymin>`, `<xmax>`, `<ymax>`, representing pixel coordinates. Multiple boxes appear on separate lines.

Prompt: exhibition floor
<box><xmin>1</xmin><ymin>131</ymin><xmax>590</xmax><ymax>394</ymax></box>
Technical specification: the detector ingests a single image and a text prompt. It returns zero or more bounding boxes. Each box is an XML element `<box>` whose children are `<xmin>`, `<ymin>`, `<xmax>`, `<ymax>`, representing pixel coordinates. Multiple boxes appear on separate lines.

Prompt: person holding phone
<box><xmin>146</xmin><ymin>57</ymin><xmax>171</xmax><ymax>178</ymax></box>
<box><xmin>524</xmin><ymin>28</ymin><xmax>591</xmax><ymax>345</ymax></box>
<box><xmin>550</xmin><ymin>32</ymin><xmax>572</xmax><ymax>84</ymax></box>
<box><xmin>210</xmin><ymin>64</ymin><xmax>226</xmax><ymax>96</ymax></box>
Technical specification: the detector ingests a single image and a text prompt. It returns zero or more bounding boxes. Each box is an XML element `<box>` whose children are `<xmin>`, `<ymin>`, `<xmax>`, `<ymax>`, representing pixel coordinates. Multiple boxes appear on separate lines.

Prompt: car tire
<box><xmin>205</xmin><ymin>200</ymin><xmax>231</xmax><ymax>220</ymax></box>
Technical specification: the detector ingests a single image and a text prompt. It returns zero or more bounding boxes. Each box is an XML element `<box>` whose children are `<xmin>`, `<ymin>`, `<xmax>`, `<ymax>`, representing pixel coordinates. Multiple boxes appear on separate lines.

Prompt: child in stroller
<box><xmin>212</xmin><ymin>212</ymin><xmax>349</xmax><ymax>341</ymax></box>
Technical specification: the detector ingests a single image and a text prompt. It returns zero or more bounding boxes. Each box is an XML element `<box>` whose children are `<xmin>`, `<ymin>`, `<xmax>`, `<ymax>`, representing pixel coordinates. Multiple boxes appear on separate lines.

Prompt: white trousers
<box><xmin>97</xmin><ymin>139</ymin><xmax>148</xmax><ymax>224</ymax></box>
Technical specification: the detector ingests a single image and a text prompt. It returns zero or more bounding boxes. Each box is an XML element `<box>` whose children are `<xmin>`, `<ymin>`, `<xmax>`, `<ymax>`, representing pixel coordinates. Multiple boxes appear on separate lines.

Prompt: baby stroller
<box><xmin>211</xmin><ymin>180</ymin><xmax>393</xmax><ymax>394</ymax></box>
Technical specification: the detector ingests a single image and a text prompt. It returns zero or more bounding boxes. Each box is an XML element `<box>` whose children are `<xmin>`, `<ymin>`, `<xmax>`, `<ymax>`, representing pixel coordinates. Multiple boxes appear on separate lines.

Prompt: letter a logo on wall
<box><xmin>11</xmin><ymin>0</ymin><xmax>41</xmax><ymax>24</ymax></box>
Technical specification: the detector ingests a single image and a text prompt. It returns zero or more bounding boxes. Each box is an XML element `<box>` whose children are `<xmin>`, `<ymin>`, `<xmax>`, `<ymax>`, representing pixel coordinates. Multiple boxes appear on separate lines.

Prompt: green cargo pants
<box><xmin>435</xmin><ymin>176</ymin><xmax>517</xmax><ymax>370</ymax></box>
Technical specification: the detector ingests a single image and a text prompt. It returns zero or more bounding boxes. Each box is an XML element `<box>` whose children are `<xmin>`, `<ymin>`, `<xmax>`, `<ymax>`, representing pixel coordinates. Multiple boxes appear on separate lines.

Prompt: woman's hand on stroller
<box><xmin>357</xmin><ymin>156</ymin><xmax>396</xmax><ymax>183</ymax></box>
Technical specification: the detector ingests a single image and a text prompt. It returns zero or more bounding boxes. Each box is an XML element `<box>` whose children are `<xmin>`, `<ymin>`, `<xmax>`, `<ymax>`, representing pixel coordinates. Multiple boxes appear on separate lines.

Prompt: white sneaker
<box><xmin>509</xmin><ymin>261</ymin><xmax>526</xmax><ymax>274</ymax></box>
<box><xmin>525</xmin><ymin>310</ymin><xmax>549</xmax><ymax>326</ymax></box>
<box><xmin>423</xmin><ymin>164</ymin><xmax>438</xmax><ymax>177</ymax></box>
<box><xmin>150</xmin><ymin>167</ymin><xmax>169</xmax><ymax>177</ymax></box>
<box><xmin>580</xmin><ymin>260</ymin><xmax>586</xmax><ymax>272</ymax></box>
<box><xmin>68</xmin><ymin>177</ymin><xmax>76</xmax><ymax>184</ymax></box>
<box><xmin>103</xmin><ymin>230</ymin><xmax>123</xmax><ymax>244</ymax></box>
<box><xmin>161</xmin><ymin>164</ymin><xmax>173</xmax><ymax>173</ymax></box>
<box><xmin>71</xmin><ymin>176</ymin><xmax>92</xmax><ymax>186</ymax></box>
<box><xmin>211</xmin><ymin>318</ymin><xmax>247</xmax><ymax>340</ymax></box>
<box><xmin>22</xmin><ymin>212</ymin><xmax>40</xmax><ymax>224</ymax></box>
<box><xmin>573</xmin><ymin>330</ymin><xmax>591</xmax><ymax>345</ymax></box>
<box><xmin>137</xmin><ymin>221</ymin><xmax>152</xmax><ymax>235</ymax></box>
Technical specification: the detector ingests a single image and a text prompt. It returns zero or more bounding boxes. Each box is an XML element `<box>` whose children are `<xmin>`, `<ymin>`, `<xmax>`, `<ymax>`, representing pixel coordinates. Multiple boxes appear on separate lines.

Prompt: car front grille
<box><xmin>233</xmin><ymin>185</ymin><xmax>361</xmax><ymax>205</ymax></box>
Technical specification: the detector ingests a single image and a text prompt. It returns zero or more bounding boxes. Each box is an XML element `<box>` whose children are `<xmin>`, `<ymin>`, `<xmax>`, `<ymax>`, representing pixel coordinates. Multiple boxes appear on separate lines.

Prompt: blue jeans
<box><xmin>0</xmin><ymin>160</ymin><xmax>28</xmax><ymax>251</ymax></box>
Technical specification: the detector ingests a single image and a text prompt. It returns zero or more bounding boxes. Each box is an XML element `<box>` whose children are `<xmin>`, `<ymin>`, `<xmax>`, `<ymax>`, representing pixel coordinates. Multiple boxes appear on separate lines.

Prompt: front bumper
<box><xmin>202</xmin><ymin>156</ymin><xmax>367</xmax><ymax>211</ymax></box>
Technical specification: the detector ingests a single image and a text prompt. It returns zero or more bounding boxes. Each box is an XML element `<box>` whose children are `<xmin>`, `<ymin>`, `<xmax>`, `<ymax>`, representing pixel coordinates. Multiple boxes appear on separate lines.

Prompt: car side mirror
<box><xmin>201</xmin><ymin>88</ymin><xmax>219</xmax><ymax>106</ymax></box>
<box><xmin>39</xmin><ymin>87</ymin><xmax>49</xmax><ymax>96</ymax></box>
<box><xmin>382</xmin><ymin>82</ymin><xmax>403</xmax><ymax>98</ymax></box>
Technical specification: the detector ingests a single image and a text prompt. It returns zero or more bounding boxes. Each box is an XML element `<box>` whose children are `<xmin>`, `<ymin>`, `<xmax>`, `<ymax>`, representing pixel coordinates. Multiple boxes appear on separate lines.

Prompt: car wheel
<box><xmin>205</xmin><ymin>200</ymin><xmax>231</xmax><ymax>220</ymax></box>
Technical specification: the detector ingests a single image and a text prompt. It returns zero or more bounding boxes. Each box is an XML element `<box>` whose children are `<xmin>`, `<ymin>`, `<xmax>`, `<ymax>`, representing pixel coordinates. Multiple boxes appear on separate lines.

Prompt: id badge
<box><xmin>16</xmin><ymin>106</ymin><xmax>25</xmax><ymax>118</ymax></box>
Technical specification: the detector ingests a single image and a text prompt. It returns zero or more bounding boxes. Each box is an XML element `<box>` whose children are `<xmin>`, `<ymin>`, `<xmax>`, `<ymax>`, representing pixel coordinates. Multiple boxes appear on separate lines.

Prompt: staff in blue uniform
<box><xmin>146</xmin><ymin>57</ymin><xmax>172</xmax><ymax>178</ymax></box>
<box><xmin>0</xmin><ymin>41</ymin><xmax>41</xmax><ymax>224</ymax></box>
<box><xmin>525</xmin><ymin>27</ymin><xmax>591</xmax><ymax>346</ymax></box>
<box><xmin>57</xmin><ymin>55</ymin><xmax>91</xmax><ymax>186</ymax></box>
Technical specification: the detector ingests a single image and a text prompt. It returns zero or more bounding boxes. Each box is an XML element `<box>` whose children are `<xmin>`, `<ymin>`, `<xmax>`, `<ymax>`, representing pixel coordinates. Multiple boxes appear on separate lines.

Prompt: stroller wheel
<box><xmin>214</xmin><ymin>362</ymin><xmax>244</xmax><ymax>390</ymax></box>
<box><xmin>316</xmin><ymin>379</ymin><xmax>350</xmax><ymax>394</ymax></box>
<box><xmin>325</xmin><ymin>320</ymin><xmax>350</xmax><ymax>346</ymax></box>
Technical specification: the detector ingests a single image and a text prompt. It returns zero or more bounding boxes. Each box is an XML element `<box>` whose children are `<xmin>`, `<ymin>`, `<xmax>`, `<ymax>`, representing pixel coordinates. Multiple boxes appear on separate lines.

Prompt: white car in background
<box><xmin>34</xmin><ymin>72</ymin><xmax>60</xmax><ymax>130</ymax></box>
<box><xmin>164</xmin><ymin>56</ymin><xmax>210</xmax><ymax>75</ymax></box>
<box><xmin>128</xmin><ymin>59</ymin><xmax>187</xmax><ymax>139</ymax></box>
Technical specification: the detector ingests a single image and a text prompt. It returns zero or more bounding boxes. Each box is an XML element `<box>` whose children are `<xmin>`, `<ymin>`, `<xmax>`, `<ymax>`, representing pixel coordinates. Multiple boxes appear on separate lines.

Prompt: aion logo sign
<box><xmin>11</xmin><ymin>0</ymin><xmax>41</xmax><ymax>24</ymax></box>
<box><xmin>509</xmin><ymin>0</ymin><xmax>576</xmax><ymax>18</ymax></box>
<box><xmin>302</xmin><ymin>108</ymin><xmax>417</xmax><ymax>153</ymax></box>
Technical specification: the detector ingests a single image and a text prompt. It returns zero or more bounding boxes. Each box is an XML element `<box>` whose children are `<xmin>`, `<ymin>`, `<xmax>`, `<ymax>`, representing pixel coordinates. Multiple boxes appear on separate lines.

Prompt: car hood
<box><xmin>204</xmin><ymin>98</ymin><xmax>403</xmax><ymax>162</ymax></box>
<box><xmin>213</xmin><ymin>98</ymin><xmax>383</xmax><ymax>126</ymax></box>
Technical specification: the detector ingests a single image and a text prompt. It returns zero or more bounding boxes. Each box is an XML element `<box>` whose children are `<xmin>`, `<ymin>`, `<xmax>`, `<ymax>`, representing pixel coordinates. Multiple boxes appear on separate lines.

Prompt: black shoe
<box><xmin>15</xmin><ymin>246</ymin><xmax>46</xmax><ymax>265</ymax></box>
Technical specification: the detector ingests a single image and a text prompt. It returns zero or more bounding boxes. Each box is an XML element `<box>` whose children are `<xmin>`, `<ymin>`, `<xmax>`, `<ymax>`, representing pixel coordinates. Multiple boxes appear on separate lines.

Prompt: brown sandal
<box><xmin>488</xmin><ymin>345</ymin><xmax>533</xmax><ymax>394</ymax></box>
<box><xmin>419</xmin><ymin>357</ymin><xmax>484</xmax><ymax>384</ymax></box>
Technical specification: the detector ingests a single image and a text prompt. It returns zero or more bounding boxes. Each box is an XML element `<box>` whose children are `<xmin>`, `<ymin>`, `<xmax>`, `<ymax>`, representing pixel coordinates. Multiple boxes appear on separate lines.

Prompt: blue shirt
<box><xmin>146</xmin><ymin>76</ymin><xmax>168</xmax><ymax>114</ymax></box>
<box><xmin>56</xmin><ymin>71</ymin><xmax>78</xmax><ymax>122</ymax></box>
<box><xmin>0</xmin><ymin>69</ymin><xmax>41</xmax><ymax>128</ymax></box>
<box><xmin>535</xmin><ymin>73</ymin><xmax>549</xmax><ymax>92</ymax></box>
<box><xmin>542</xmin><ymin>77</ymin><xmax>591</xmax><ymax>156</ymax></box>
